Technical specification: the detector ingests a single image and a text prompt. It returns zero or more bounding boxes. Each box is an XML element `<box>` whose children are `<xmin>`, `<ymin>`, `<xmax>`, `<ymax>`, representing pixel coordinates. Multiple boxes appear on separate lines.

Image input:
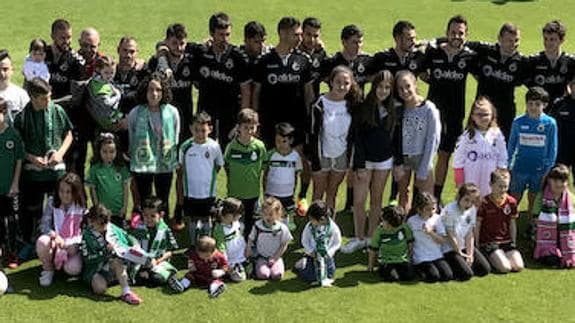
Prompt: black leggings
<box><xmin>20</xmin><ymin>179</ymin><xmax>56</xmax><ymax>243</ymax></box>
<box><xmin>240</xmin><ymin>198</ymin><xmax>258</xmax><ymax>240</ymax></box>
<box><xmin>444</xmin><ymin>247</ymin><xmax>491</xmax><ymax>280</ymax></box>
<box><xmin>414</xmin><ymin>258</ymin><xmax>453</xmax><ymax>283</ymax></box>
<box><xmin>133</xmin><ymin>172</ymin><xmax>173</xmax><ymax>215</ymax></box>
<box><xmin>378</xmin><ymin>262</ymin><xmax>415</xmax><ymax>282</ymax></box>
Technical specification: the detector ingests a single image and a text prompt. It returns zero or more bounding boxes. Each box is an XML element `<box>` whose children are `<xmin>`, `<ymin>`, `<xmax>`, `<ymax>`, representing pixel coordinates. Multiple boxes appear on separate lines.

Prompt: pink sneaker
<box><xmin>121</xmin><ymin>291</ymin><xmax>142</xmax><ymax>305</ymax></box>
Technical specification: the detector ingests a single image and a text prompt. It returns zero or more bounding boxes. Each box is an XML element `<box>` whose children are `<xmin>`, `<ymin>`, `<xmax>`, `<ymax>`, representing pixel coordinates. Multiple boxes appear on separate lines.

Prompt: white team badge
<box><xmin>60</xmin><ymin>62</ymin><xmax>69</xmax><ymax>72</ymax></box>
<box><xmin>409</xmin><ymin>60</ymin><xmax>417</xmax><ymax>71</ymax></box>
<box><xmin>503</xmin><ymin>204</ymin><xmax>511</xmax><ymax>215</ymax></box>
<box><xmin>537</xmin><ymin>124</ymin><xmax>545</xmax><ymax>132</ymax></box>
<box><xmin>509</xmin><ymin>62</ymin><xmax>517</xmax><ymax>72</ymax></box>
<box><xmin>313</xmin><ymin>58</ymin><xmax>320</xmax><ymax>68</ymax></box>
<box><xmin>250</xmin><ymin>151</ymin><xmax>257</xmax><ymax>161</ymax></box>
<box><xmin>267</xmin><ymin>74</ymin><xmax>278</xmax><ymax>85</ymax></box>
<box><xmin>397</xmin><ymin>231</ymin><xmax>404</xmax><ymax>241</ymax></box>
<box><xmin>182</xmin><ymin>66</ymin><xmax>191</xmax><ymax>77</ymax></box>
<box><xmin>458</xmin><ymin>59</ymin><xmax>466</xmax><ymax>69</ymax></box>
<box><xmin>292</xmin><ymin>62</ymin><xmax>300</xmax><ymax>71</ymax></box>
<box><xmin>200</xmin><ymin>66</ymin><xmax>210</xmax><ymax>78</ymax></box>
<box><xmin>560</xmin><ymin>62</ymin><xmax>568</xmax><ymax>74</ymax></box>
<box><xmin>115</xmin><ymin>174</ymin><xmax>122</xmax><ymax>181</ymax></box>
<box><xmin>225</xmin><ymin>58</ymin><xmax>234</xmax><ymax>69</ymax></box>
<box><xmin>357</xmin><ymin>63</ymin><xmax>365</xmax><ymax>73</ymax></box>
<box><xmin>5</xmin><ymin>140</ymin><xmax>14</xmax><ymax>150</ymax></box>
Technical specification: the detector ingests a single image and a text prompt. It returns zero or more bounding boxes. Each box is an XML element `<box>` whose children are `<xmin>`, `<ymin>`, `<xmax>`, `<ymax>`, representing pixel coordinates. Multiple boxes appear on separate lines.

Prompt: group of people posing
<box><xmin>1</xmin><ymin>12</ymin><xmax>575</xmax><ymax>304</ymax></box>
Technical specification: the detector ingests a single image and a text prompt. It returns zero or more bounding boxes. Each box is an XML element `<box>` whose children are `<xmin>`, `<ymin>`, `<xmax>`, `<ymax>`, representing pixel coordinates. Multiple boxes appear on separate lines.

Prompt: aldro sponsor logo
<box><xmin>482</xmin><ymin>65</ymin><xmax>514</xmax><ymax>83</ymax></box>
<box><xmin>433</xmin><ymin>68</ymin><xmax>464</xmax><ymax>81</ymax></box>
<box><xmin>199</xmin><ymin>66</ymin><xmax>234</xmax><ymax>83</ymax></box>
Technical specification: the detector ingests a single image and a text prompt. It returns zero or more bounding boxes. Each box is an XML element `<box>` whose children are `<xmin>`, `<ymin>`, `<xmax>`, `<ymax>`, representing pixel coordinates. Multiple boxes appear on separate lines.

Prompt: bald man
<box><xmin>78</xmin><ymin>27</ymin><xmax>103</xmax><ymax>77</ymax></box>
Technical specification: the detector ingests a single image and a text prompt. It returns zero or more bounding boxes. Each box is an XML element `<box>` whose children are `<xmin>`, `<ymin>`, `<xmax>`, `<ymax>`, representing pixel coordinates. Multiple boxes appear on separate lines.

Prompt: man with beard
<box><xmin>299</xmin><ymin>17</ymin><xmax>328</xmax><ymax>99</ymax></box>
<box><xmin>115</xmin><ymin>36</ymin><xmax>147</xmax><ymax>115</ymax></box>
<box><xmin>421</xmin><ymin>15</ymin><xmax>478</xmax><ymax>204</ymax></box>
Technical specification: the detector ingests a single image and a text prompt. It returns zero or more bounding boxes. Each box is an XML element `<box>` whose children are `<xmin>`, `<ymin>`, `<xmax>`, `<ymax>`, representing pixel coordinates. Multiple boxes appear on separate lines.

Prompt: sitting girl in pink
<box><xmin>533</xmin><ymin>164</ymin><xmax>575</xmax><ymax>268</ymax></box>
<box><xmin>36</xmin><ymin>173</ymin><xmax>86</xmax><ymax>286</ymax></box>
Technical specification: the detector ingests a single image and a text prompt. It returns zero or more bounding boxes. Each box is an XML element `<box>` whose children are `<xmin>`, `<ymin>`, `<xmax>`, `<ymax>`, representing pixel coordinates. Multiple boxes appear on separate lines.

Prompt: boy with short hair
<box><xmin>263</xmin><ymin>122</ymin><xmax>302</xmax><ymax>228</ymax></box>
<box><xmin>130</xmin><ymin>196</ymin><xmax>178</xmax><ymax>286</ymax></box>
<box><xmin>175</xmin><ymin>111</ymin><xmax>224</xmax><ymax>240</ymax></box>
<box><xmin>168</xmin><ymin>236</ymin><xmax>229</xmax><ymax>298</ymax></box>
<box><xmin>14</xmin><ymin>77</ymin><xmax>73</xmax><ymax>260</ymax></box>
<box><xmin>507</xmin><ymin>87</ymin><xmax>558</xmax><ymax>217</ymax></box>
<box><xmin>0</xmin><ymin>98</ymin><xmax>25</xmax><ymax>268</ymax></box>
<box><xmin>0</xmin><ymin>50</ymin><xmax>30</xmax><ymax>123</ymax></box>
<box><xmin>224</xmin><ymin>109</ymin><xmax>266</xmax><ymax>238</ymax></box>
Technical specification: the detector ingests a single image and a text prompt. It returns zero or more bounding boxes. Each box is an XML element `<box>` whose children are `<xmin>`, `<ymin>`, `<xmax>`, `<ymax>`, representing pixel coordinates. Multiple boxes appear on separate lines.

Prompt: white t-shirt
<box><xmin>178</xmin><ymin>137</ymin><xmax>224</xmax><ymax>198</ymax></box>
<box><xmin>0</xmin><ymin>83</ymin><xmax>30</xmax><ymax>123</ymax></box>
<box><xmin>221</xmin><ymin>221</ymin><xmax>246</xmax><ymax>265</ymax></box>
<box><xmin>407</xmin><ymin>213</ymin><xmax>446</xmax><ymax>264</ymax></box>
<box><xmin>321</xmin><ymin>96</ymin><xmax>351</xmax><ymax>158</ymax></box>
<box><xmin>265</xmin><ymin>149</ymin><xmax>302</xmax><ymax>197</ymax></box>
<box><xmin>440</xmin><ymin>201</ymin><xmax>477</xmax><ymax>253</ymax></box>
<box><xmin>23</xmin><ymin>57</ymin><xmax>50</xmax><ymax>82</ymax></box>
<box><xmin>249</xmin><ymin>220</ymin><xmax>293</xmax><ymax>258</ymax></box>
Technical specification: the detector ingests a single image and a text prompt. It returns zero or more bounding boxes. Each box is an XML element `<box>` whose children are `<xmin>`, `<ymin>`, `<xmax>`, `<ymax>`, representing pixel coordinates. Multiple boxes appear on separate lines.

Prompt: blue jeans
<box><xmin>297</xmin><ymin>256</ymin><xmax>336</xmax><ymax>283</ymax></box>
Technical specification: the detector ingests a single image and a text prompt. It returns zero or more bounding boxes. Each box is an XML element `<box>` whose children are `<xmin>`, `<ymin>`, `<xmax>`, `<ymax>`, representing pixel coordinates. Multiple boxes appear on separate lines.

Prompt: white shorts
<box><xmin>365</xmin><ymin>158</ymin><xmax>393</xmax><ymax>170</ymax></box>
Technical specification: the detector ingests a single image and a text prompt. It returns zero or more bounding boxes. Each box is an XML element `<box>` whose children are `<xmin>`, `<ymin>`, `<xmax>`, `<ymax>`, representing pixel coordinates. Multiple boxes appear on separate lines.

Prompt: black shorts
<box><xmin>480</xmin><ymin>242</ymin><xmax>517</xmax><ymax>256</ymax></box>
<box><xmin>439</xmin><ymin>122</ymin><xmax>463</xmax><ymax>153</ymax></box>
<box><xmin>183</xmin><ymin>197</ymin><xmax>216</xmax><ymax>219</ymax></box>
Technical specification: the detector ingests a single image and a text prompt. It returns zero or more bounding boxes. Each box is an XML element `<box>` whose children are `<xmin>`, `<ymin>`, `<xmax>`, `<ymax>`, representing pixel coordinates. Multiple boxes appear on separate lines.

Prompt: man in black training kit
<box><xmin>241</xmin><ymin>21</ymin><xmax>270</xmax><ymax>66</ymax></box>
<box><xmin>421</xmin><ymin>15</ymin><xmax>478</xmax><ymax>204</ymax></box>
<box><xmin>148</xmin><ymin>23</ymin><xmax>195</xmax><ymax>141</ymax></box>
<box><xmin>464</xmin><ymin>23</ymin><xmax>528</xmax><ymax>140</ymax></box>
<box><xmin>297</xmin><ymin>17</ymin><xmax>328</xmax><ymax>203</ymax></box>
<box><xmin>252</xmin><ymin>17</ymin><xmax>315</xmax><ymax>208</ymax></box>
<box><xmin>369</xmin><ymin>20</ymin><xmax>426</xmax><ymax>205</ymax></box>
<box><xmin>526</xmin><ymin>20</ymin><xmax>575</xmax><ymax>106</ymax></box>
<box><xmin>190</xmin><ymin>12</ymin><xmax>251</xmax><ymax>149</ymax></box>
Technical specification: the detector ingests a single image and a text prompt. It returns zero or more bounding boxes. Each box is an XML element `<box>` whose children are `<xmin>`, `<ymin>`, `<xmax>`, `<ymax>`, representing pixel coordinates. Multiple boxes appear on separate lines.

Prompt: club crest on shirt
<box><xmin>503</xmin><ymin>204</ymin><xmax>511</xmax><ymax>215</ymax></box>
<box><xmin>466</xmin><ymin>216</ymin><xmax>471</xmax><ymax>224</ymax></box>
<box><xmin>409</xmin><ymin>60</ymin><xmax>418</xmax><ymax>71</ymax></box>
<box><xmin>543</xmin><ymin>231</ymin><xmax>552</xmax><ymax>239</ymax></box>
<box><xmin>535</xmin><ymin>74</ymin><xmax>546</xmax><ymax>85</ymax></box>
<box><xmin>397</xmin><ymin>231</ymin><xmax>404</xmax><ymax>241</ymax></box>
<box><xmin>200</xmin><ymin>66</ymin><xmax>210</xmax><ymax>78</ymax></box>
<box><xmin>467</xmin><ymin>151</ymin><xmax>478</xmax><ymax>162</ymax></box>
<box><xmin>357</xmin><ymin>62</ymin><xmax>365</xmax><ymax>73</ymax></box>
<box><xmin>458</xmin><ymin>59</ymin><xmax>467</xmax><ymax>69</ymax></box>
<box><xmin>115</xmin><ymin>173</ymin><xmax>122</xmax><ymax>181</ymax></box>
<box><xmin>560</xmin><ymin>61</ymin><xmax>568</xmax><ymax>74</ymax></box>
<box><xmin>250</xmin><ymin>151</ymin><xmax>258</xmax><ymax>161</ymax></box>
<box><xmin>509</xmin><ymin>62</ymin><xmax>517</xmax><ymax>72</ymax></box>
<box><xmin>60</xmin><ymin>62</ymin><xmax>69</xmax><ymax>72</ymax></box>
<box><xmin>130</xmin><ymin>75</ymin><xmax>139</xmax><ymax>86</ymax></box>
<box><xmin>182</xmin><ymin>66</ymin><xmax>191</xmax><ymax>77</ymax></box>
<box><xmin>5</xmin><ymin>140</ymin><xmax>14</xmax><ymax>150</ymax></box>
<box><xmin>537</xmin><ymin>124</ymin><xmax>545</xmax><ymax>132</ymax></box>
<box><xmin>292</xmin><ymin>62</ymin><xmax>300</xmax><ymax>71</ymax></box>
<box><xmin>312</xmin><ymin>58</ymin><xmax>320</xmax><ymax>68</ymax></box>
<box><xmin>225</xmin><ymin>58</ymin><xmax>234</xmax><ymax>69</ymax></box>
<box><xmin>205</xmin><ymin>150</ymin><xmax>210</xmax><ymax>159</ymax></box>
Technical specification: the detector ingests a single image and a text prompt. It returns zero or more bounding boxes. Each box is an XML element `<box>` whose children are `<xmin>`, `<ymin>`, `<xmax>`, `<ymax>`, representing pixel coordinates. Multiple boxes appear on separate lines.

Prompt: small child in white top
<box><xmin>23</xmin><ymin>39</ymin><xmax>50</xmax><ymax>83</ymax></box>
<box><xmin>213</xmin><ymin>198</ymin><xmax>247</xmax><ymax>282</ymax></box>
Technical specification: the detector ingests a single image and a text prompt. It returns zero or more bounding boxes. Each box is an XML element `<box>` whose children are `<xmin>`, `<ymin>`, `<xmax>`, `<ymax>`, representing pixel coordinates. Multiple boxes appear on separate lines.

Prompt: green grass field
<box><xmin>2</xmin><ymin>0</ymin><xmax>575</xmax><ymax>322</ymax></box>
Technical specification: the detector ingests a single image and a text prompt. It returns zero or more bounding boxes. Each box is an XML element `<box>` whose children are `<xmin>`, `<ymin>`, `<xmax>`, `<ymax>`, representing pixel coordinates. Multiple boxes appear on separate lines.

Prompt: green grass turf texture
<box><xmin>2</xmin><ymin>0</ymin><xmax>575</xmax><ymax>322</ymax></box>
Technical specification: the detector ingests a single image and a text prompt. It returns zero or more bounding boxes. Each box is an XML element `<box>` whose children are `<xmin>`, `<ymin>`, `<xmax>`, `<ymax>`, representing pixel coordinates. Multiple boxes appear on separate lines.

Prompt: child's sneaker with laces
<box><xmin>168</xmin><ymin>275</ymin><xmax>185</xmax><ymax>293</ymax></box>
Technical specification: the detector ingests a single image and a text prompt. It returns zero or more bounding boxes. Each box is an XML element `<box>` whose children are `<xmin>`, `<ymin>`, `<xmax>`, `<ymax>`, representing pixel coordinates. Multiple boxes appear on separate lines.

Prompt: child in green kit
<box><xmin>130</xmin><ymin>196</ymin><xmax>178</xmax><ymax>286</ymax></box>
<box><xmin>86</xmin><ymin>133</ymin><xmax>131</xmax><ymax>228</ymax></box>
<box><xmin>368</xmin><ymin>206</ymin><xmax>415</xmax><ymax>282</ymax></box>
<box><xmin>13</xmin><ymin>78</ymin><xmax>73</xmax><ymax>260</ymax></box>
<box><xmin>0</xmin><ymin>98</ymin><xmax>25</xmax><ymax>270</ymax></box>
<box><xmin>224</xmin><ymin>109</ymin><xmax>266</xmax><ymax>238</ymax></box>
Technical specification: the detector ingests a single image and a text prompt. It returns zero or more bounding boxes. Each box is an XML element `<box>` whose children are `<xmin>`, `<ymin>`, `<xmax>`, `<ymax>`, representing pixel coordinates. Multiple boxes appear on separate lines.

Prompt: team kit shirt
<box><xmin>453</xmin><ymin>128</ymin><xmax>508</xmax><ymax>196</ymax></box>
<box><xmin>191</xmin><ymin>43</ymin><xmax>251</xmax><ymax>122</ymax></box>
<box><xmin>407</xmin><ymin>213</ymin><xmax>446</xmax><ymax>264</ymax></box>
<box><xmin>369</xmin><ymin>47</ymin><xmax>426</xmax><ymax>76</ymax></box>
<box><xmin>369</xmin><ymin>223</ymin><xmax>414</xmax><ymax>265</ymax></box>
<box><xmin>45</xmin><ymin>46</ymin><xmax>86</xmax><ymax>100</ymax></box>
<box><xmin>85</xmin><ymin>163</ymin><xmax>131</xmax><ymax>215</ymax></box>
<box><xmin>0</xmin><ymin>126</ymin><xmax>25</xmax><ymax>195</ymax></box>
<box><xmin>213</xmin><ymin>221</ymin><xmax>246</xmax><ymax>265</ymax></box>
<box><xmin>253</xmin><ymin>48</ymin><xmax>313</xmax><ymax>144</ymax></box>
<box><xmin>249</xmin><ymin>219</ymin><xmax>293</xmax><ymax>259</ymax></box>
<box><xmin>526</xmin><ymin>52</ymin><xmax>575</xmax><ymax>104</ymax></box>
<box><xmin>441</xmin><ymin>201</ymin><xmax>477</xmax><ymax>253</ymax></box>
<box><xmin>507</xmin><ymin>113</ymin><xmax>557</xmax><ymax>174</ymax></box>
<box><xmin>304</xmin><ymin>47</ymin><xmax>328</xmax><ymax>98</ymax></box>
<box><xmin>264</xmin><ymin>149</ymin><xmax>302</xmax><ymax>198</ymax></box>
<box><xmin>550</xmin><ymin>96</ymin><xmax>575</xmax><ymax>165</ymax></box>
<box><xmin>477</xmin><ymin>194</ymin><xmax>518</xmax><ymax>246</ymax></box>
<box><xmin>224</xmin><ymin>137</ymin><xmax>266</xmax><ymax>199</ymax></box>
<box><xmin>321</xmin><ymin>51</ymin><xmax>373</xmax><ymax>89</ymax></box>
<box><xmin>114</xmin><ymin>64</ymin><xmax>148</xmax><ymax>114</ymax></box>
<box><xmin>0</xmin><ymin>84</ymin><xmax>30</xmax><ymax>123</ymax></box>
<box><xmin>178</xmin><ymin>137</ymin><xmax>224</xmax><ymax>199</ymax></box>
<box><xmin>467</xmin><ymin>42</ymin><xmax>529</xmax><ymax>137</ymax></box>
<box><xmin>422</xmin><ymin>44</ymin><xmax>478</xmax><ymax>149</ymax></box>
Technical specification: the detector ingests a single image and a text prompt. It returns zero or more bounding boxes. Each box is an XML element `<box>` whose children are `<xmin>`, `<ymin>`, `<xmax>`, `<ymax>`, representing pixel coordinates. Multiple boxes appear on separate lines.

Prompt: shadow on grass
<box><xmin>248</xmin><ymin>277</ymin><xmax>313</xmax><ymax>295</ymax></box>
<box><xmin>451</xmin><ymin>0</ymin><xmax>535</xmax><ymax>3</ymax></box>
<box><xmin>6</xmin><ymin>265</ymin><xmax>116</xmax><ymax>302</ymax></box>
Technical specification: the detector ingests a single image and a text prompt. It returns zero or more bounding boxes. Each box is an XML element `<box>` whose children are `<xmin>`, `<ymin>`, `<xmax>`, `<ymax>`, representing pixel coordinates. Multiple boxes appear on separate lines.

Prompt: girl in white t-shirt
<box><xmin>407</xmin><ymin>192</ymin><xmax>453</xmax><ymax>283</ymax></box>
<box><xmin>309</xmin><ymin>65</ymin><xmax>362</xmax><ymax>213</ymax></box>
<box><xmin>441</xmin><ymin>184</ymin><xmax>491</xmax><ymax>281</ymax></box>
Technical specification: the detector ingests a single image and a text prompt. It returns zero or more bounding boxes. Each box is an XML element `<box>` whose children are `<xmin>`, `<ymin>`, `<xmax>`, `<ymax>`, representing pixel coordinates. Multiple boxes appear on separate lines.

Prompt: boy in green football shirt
<box><xmin>0</xmin><ymin>98</ymin><xmax>25</xmax><ymax>268</ymax></box>
<box><xmin>224</xmin><ymin>109</ymin><xmax>266</xmax><ymax>238</ymax></box>
<box><xmin>368</xmin><ymin>206</ymin><xmax>415</xmax><ymax>282</ymax></box>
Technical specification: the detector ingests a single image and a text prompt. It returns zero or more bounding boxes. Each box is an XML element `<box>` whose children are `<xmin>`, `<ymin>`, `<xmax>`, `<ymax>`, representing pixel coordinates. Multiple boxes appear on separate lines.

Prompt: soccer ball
<box><xmin>0</xmin><ymin>271</ymin><xmax>8</xmax><ymax>296</ymax></box>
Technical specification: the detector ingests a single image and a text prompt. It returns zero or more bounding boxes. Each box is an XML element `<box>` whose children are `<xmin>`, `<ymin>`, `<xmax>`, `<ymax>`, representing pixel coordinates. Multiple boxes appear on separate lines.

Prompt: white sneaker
<box><xmin>39</xmin><ymin>270</ymin><xmax>54</xmax><ymax>287</ymax></box>
<box><xmin>320</xmin><ymin>278</ymin><xmax>334</xmax><ymax>287</ymax></box>
<box><xmin>294</xmin><ymin>257</ymin><xmax>307</xmax><ymax>270</ymax></box>
<box><xmin>341</xmin><ymin>238</ymin><xmax>365</xmax><ymax>254</ymax></box>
